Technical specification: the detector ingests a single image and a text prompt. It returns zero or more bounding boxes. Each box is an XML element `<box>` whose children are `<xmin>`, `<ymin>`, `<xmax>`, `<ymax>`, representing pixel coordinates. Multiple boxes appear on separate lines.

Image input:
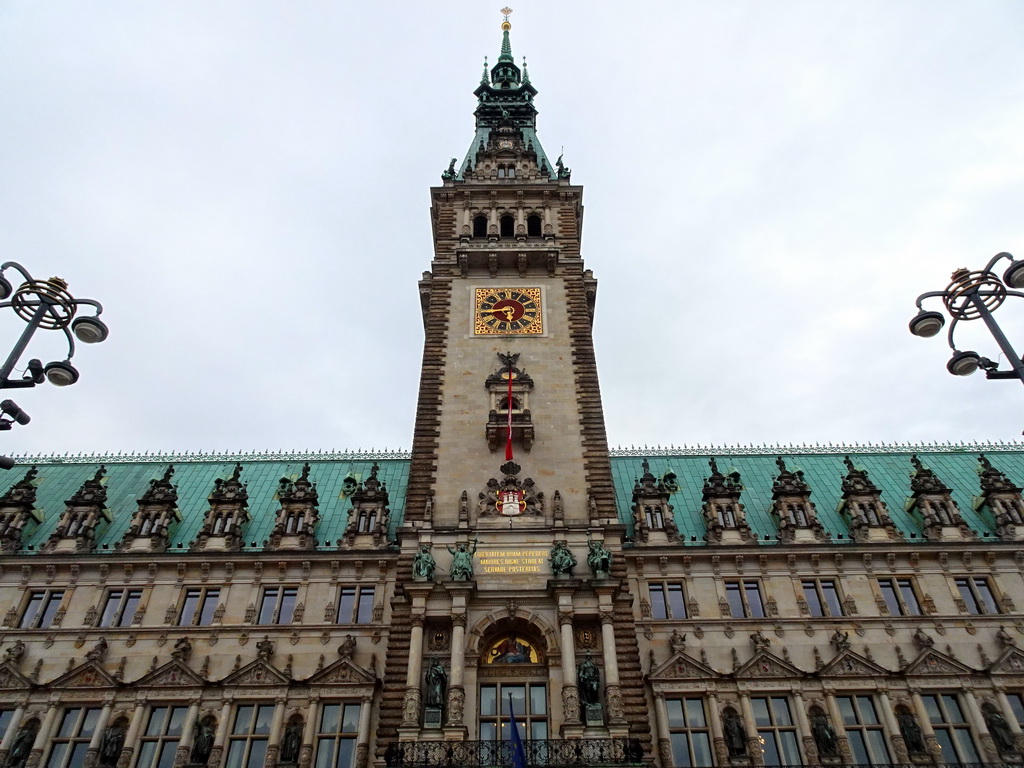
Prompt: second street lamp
<box><xmin>910</xmin><ymin>251</ymin><xmax>1024</xmax><ymax>387</ymax></box>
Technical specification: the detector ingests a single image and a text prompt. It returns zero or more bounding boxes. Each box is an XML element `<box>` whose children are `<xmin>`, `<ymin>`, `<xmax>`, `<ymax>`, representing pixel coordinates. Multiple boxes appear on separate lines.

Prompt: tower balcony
<box><xmin>487</xmin><ymin>410</ymin><xmax>534</xmax><ymax>453</ymax></box>
<box><xmin>384</xmin><ymin>738</ymin><xmax>645</xmax><ymax>768</ymax></box>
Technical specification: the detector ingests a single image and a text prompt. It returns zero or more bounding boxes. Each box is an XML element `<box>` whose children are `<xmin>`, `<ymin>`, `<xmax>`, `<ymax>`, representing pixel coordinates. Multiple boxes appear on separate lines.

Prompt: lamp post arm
<box><xmin>969</xmin><ymin>294</ymin><xmax>1024</xmax><ymax>386</ymax></box>
<box><xmin>70</xmin><ymin>298</ymin><xmax>104</xmax><ymax>314</ymax></box>
<box><xmin>914</xmin><ymin>291</ymin><xmax>949</xmax><ymax>309</ymax></box>
<box><xmin>946</xmin><ymin>315</ymin><xmax>961</xmax><ymax>351</ymax></box>
<box><xmin>983</xmin><ymin>251</ymin><xmax>1015</xmax><ymax>274</ymax></box>
<box><xmin>0</xmin><ymin>263</ymin><xmax>34</xmax><ymax>283</ymax></box>
<box><xmin>0</xmin><ymin>303</ymin><xmax>48</xmax><ymax>387</ymax></box>
<box><xmin>60</xmin><ymin>325</ymin><xmax>76</xmax><ymax>361</ymax></box>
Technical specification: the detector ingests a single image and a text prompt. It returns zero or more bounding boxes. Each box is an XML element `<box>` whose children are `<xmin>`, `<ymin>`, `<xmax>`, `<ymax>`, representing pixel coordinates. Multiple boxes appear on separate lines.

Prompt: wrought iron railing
<box><xmin>384</xmin><ymin>738</ymin><xmax>644</xmax><ymax>768</ymax></box>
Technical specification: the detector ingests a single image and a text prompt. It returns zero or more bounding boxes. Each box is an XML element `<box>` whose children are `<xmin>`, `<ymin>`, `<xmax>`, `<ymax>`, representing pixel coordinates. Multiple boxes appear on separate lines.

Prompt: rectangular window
<box><xmin>876</xmin><ymin>577</ymin><xmax>921</xmax><ymax>616</ymax></box>
<box><xmin>666</xmin><ymin>697</ymin><xmax>713</xmax><ymax>767</ymax></box>
<box><xmin>137</xmin><ymin>705</ymin><xmax>188</xmax><ymax>768</ymax></box>
<box><xmin>750</xmin><ymin>696</ymin><xmax>801</xmax><ymax>767</ymax></box>
<box><xmin>801</xmin><ymin>579</ymin><xmax>844</xmax><ymax>617</ymax></box>
<box><xmin>650</xmin><ymin>583</ymin><xmax>687</xmax><ymax>620</ymax></box>
<box><xmin>837</xmin><ymin>695</ymin><xmax>891</xmax><ymax>765</ymax></box>
<box><xmin>725</xmin><ymin>580</ymin><xmax>765</xmax><ymax>618</ymax></box>
<box><xmin>336</xmin><ymin>587</ymin><xmax>375</xmax><ymax>624</ymax></box>
<box><xmin>955</xmin><ymin>576</ymin><xmax>1000</xmax><ymax>615</ymax></box>
<box><xmin>178</xmin><ymin>587</ymin><xmax>221</xmax><ymax>626</ymax></box>
<box><xmin>225</xmin><ymin>704</ymin><xmax>273</xmax><ymax>768</ymax></box>
<box><xmin>479</xmin><ymin>684</ymin><xmax>548</xmax><ymax>750</ymax></box>
<box><xmin>921</xmin><ymin>693</ymin><xmax>980</xmax><ymax>764</ymax></box>
<box><xmin>45</xmin><ymin>707</ymin><xmax>101</xmax><ymax>768</ymax></box>
<box><xmin>1008</xmin><ymin>693</ymin><xmax>1024</xmax><ymax>730</ymax></box>
<box><xmin>315</xmin><ymin>703</ymin><xmax>361</xmax><ymax>768</ymax></box>
<box><xmin>20</xmin><ymin>590</ymin><xmax>64</xmax><ymax>629</ymax></box>
<box><xmin>258</xmin><ymin>587</ymin><xmax>298</xmax><ymax>625</ymax></box>
<box><xmin>99</xmin><ymin>588</ymin><xmax>143</xmax><ymax>628</ymax></box>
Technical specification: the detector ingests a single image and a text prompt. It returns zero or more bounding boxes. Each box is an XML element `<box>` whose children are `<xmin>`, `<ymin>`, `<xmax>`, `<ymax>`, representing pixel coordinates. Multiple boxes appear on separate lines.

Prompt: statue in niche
<box><xmin>425</xmin><ymin>659</ymin><xmax>447</xmax><ymax>707</ymax></box>
<box><xmin>446</xmin><ymin>541</ymin><xmax>477</xmax><ymax>581</ymax></box>
<box><xmin>811</xmin><ymin>712</ymin><xmax>838</xmax><ymax>756</ymax></box>
<box><xmin>984</xmin><ymin>708</ymin><xmax>1016</xmax><ymax>753</ymax></box>
<box><xmin>98</xmin><ymin>721</ymin><xmax>126</xmax><ymax>767</ymax></box>
<box><xmin>280</xmin><ymin>720</ymin><xmax>303</xmax><ymax>764</ymax></box>
<box><xmin>190</xmin><ymin>718</ymin><xmax>215</xmax><ymax>765</ymax></box>
<box><xmin>7</xmin><ymin>722</ymin><xmax>37</xmax><ymax>768</ymax></box>
<box><xmin>723</xmin><ymin>709</ymin><xmax>747</xmax><ymax>756</ymax></box>
<box><xmin>586</xmin><ymin>540</ymin><xmax>612</xmax><ymax>577</ymax></box>
<box><xmin>549</xmin><ymin>541</ymin><xmax>576</xmax><ymax>576</ymax></box>
<box><xmin>412</xmin><ymin>544</ymin><xmax>435</xmax><ymax>581</ymax></box>
<box><xmin>897</xmin><ymin>710</ymin><xmax>926</xmax><ymax>754</ymax></box>
<box><xmin>577</xmin><ymin>653</ymin><xmax>600</xmax><ymax>706</ymax></box>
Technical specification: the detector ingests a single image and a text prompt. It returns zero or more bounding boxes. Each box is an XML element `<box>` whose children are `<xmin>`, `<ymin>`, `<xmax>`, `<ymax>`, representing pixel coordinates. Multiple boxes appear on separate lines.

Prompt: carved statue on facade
<box><xmin>338</xmin><ymin>634</ymin><xmax>357</xmax><ymax>661</ymax></box>
<box><xmin>1</xmin><ymin>639</ymin><xmax>26</xmax><ymax>666</ymax></box>
<box><xmin>723</xmin><ymin>709</ymin><xmax>747</xmax><ymax>756</ymax></box>
<box><xmin>586</xmin><ymin>541</ymin><xmax>611</xmax><ymax>577</ymax></box>
<box><xmin>984</xmin><ymin>708</ymin><xmax>1016</xmax><ymax>753</ymax></box>
<box><xmin>86</xmin><ymin>637</ymin><xmax>108</xmax><ymax>663</ymax></box>
<box><xmin>811</xmin><ymin>712</ymin><xmax>838</xmax><ymax>756</ymax></box>
<box><xmin>446</xmin><ymin>541</ymin><xmax>477</xmax><ymax>581</ymax></box>
<box><xmin>7</xmin><ymin>721</ymin><xmax>37</xmax><ymax>768</ymax></box>
<box><xmin>412</xmin><ymin>544</ymin><xmax>435</xmax><ymax>581</ymax></box>
<box><xmin>281</xmin><ymin>719</ymin><xmax>303</xmax><ymax>764</ymax></box>
<box><xmin>577</xmin><ymin>653</ymin><xmax>600</xmax><ymax>706</ymax></box>
<box><xmin>191</xmin><ymin>718</ymin><xmax>215</xmax><ymax>765</ymax></box>
<box><xmin>425</xmin><ymin>658</ymin><xmax>447</xmax><ymax>708</ymax></box>
<box><xmin>256</xmin><ymin>636</ymin><xmax>275</xmax><ymax>661</ymax></box>
<box><xmin>549</xmin><ymin>541</ymin><xmax>576</xmax><ymax>576</ymax></box>
<box><xmin>829</xmin><ymin>629</ymin><xmax>851</xmax><ymax>652</ymax></box>
<box><xmin>171</xmin><ymin>637</ymin><xmax>192</xmax><ymax>662</ymax></box>
<box><xmin>897</xmin><ymin>710</ymin><xmax>926</xmax><ymax>754</ymax></box>
<box><xmin>98</xmin><ymin>720</ymin><xmax>126</xmax><ymax>767</ymax></box>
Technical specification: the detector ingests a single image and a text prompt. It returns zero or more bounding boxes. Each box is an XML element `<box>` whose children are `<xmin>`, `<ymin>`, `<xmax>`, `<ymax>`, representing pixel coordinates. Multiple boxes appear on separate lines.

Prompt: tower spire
<box><xmin>499</xmin><ymin>7</ymin><xmax>514</xmax><ymax>62</ymax></box>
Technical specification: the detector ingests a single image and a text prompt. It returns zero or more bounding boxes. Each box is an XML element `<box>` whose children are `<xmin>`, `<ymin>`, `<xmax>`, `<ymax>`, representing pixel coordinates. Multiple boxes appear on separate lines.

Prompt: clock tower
<box><xmin>379</xmin><ymin>10</ymin><xmax>650</xmax><ymax>758</ymax></box>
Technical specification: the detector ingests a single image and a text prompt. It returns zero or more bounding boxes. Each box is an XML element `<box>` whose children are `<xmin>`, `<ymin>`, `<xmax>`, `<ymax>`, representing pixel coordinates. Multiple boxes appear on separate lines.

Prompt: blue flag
<box><xmin>508</xmin><ymin>693</ymin><xmax>527</xmax><ymax>768</ymax></box>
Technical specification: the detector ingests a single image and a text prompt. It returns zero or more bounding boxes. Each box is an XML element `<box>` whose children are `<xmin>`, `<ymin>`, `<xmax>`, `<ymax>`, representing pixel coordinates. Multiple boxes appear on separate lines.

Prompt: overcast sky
<box><xmin>1</xmin><ymin>1</ymin><xmax>1023</xmax><ymax>459</ymax></box>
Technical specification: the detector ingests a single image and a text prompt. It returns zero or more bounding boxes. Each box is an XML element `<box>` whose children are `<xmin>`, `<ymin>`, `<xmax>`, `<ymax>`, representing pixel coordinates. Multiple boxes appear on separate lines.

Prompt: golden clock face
<box><xmin>474</xmin><ymin>287</ymin><xmax>543</xmax><ymax>335</ymax></box>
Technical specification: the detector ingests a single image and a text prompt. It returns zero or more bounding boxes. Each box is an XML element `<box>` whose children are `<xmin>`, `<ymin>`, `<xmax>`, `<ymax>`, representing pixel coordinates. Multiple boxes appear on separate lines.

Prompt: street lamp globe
<box><xmin>908</xmin><ymin>310</ymin><xmax>945</xmax><ymax>338</ymax></box>
<box><xmin>947</xmin><ymin>350</ymin><xmax>981</xmax><ymax>377</ymax></box>
<box><xmin>71</xmin><ymin>316</ymin><xmax>109</xmax><ymax>344</ymax></box>
<box><xmin>0</xmin><ymin>276</ymin><xmax>11</xmax><ymax>302</ymax></box>
<box><xmin>43</xmin><ymin>360</ymin><xmax>80</xmax><ymax>387</ymax></box>
<box><xmin>1002</xmin><ymin>260</ymin><xmax>1024</xmax><ymax>290</ymax></box>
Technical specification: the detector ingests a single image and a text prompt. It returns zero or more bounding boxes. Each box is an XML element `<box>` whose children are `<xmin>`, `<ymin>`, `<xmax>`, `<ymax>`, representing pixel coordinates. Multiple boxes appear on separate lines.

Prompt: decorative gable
<box><xmin>305</xmin><ymin>658</ymin><xmax>376</xmax><ymax>686</ymax></box>
<box><xmin>134</xmin><ymin>659</ymin><xmax>206</xmax><ymax>688</ymax></box>
<box><xmin>194</xmin><ymin>464</ymin><xmax>249</xmax><ymax>552</ymax></box>
<box><xmin>342</xmin><ymin>463</ymin><xmax>392</xmax><ymax>547</ymax></box>
<box><xmin>0</xmin><ymin>662</ymin><xmax>33</xmax><ymax>690</ymax></box>
<box><xmin>909</xmin><ymin>455</ymin><xmax>973</xmax><ymax>541</ymax></box>
<box><xmin>903</xmin><ymin>649</ymin><xmax>975</xmax><ymax>677</ymax></box>
<box><xmin>49</xmin><ymin>661</ymin><xmax>118</xmax><ymax>689</ymax></box>
<box><xmin>701</xmin><ymin>458</ymin><xmax>751</xmax><ymax>544</ymax></box>
<box><xmin>736</xmin><ymin>651</ymin><xmax>804</xmax><ymax>679</ymax></box>
<box><xmin>219</xmin><ymin>659</ymin><xmax>290</xmax><ymax>687</ymax></box>
<box><xmin>648</xmin><ymin>652</ymin><xmax>719</xmax><ymax>682</ymax></box>
<box><xmin>819</xmin><ymin>650</ymin><xmax>891</xmax><ymax>678</ymax></box>
<box><xmin>118</xmin><ymin>465</ymin><xmax>180</xmax><ymax>554</ymax></box>
<box><xmin>41</xmin><ymin>466</ymin><xmax>110</xmax><ymax>554</ymax></box>
<box><xmin>770</xmin><ymin>457</ymin><xmax>827</xmax><ymax>543</ymax></box>
<box><xmin>631</xmin><ymin>459</ymin><xmax>680</xmax><ymax>544</ymax></box>
<box><xmin>268</xmin><ymin>463</ymin><xmax>319</xmax><ymax>551</ymax></box>
<box><xmin>977</xmin><ymin>454</ymin><xmax>1024</xmax><ymax>541</ymax></box>
<box><xmin>989</xmin><ymin>647</ymin><xmax>1024</xmax><ymax>675</ymax></box>
<box><xmin>838</xmin><ymin>456</ymin><xmax>900</xmax><ymax>542</ymax></box>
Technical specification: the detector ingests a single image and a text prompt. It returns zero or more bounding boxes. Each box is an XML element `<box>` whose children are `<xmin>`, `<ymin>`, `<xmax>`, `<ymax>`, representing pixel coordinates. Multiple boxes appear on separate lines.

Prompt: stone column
<box><xmin>355</xmin><ymin>696</ymin><xmax>372</xmax><ymax>768</ymax></box>
<box><xmin>0</xmin><ymin>704</ymin><xmax>26</xmax><ymax>766</ymax></box>
<box><xmin>559</xmin><ymin>607</ymin><xmax>580</xmax><ymax>726</ymax></box>
<box><xmin>26</xmin><ymin>703</ymin><xmax>59</xmax><ymax>768</ymax></box>
<box><xmin>822</xmin><ymin>690</ymin><xmax>853</xmax><ymax>763</ymax></box>
<box><xmin>738</xmin><ymin>693</ymin><xmax>764</xmax><ymax>766</ymax></box>
<box><xmin>173</xmin><ymin>700</ymin><xmax>202</xmax><ymax>768</ymax></box>
<box><xmin>910</xmin><ymin>690</ymin><xmax>941</xmax><ymax>763</ymax></box>
<box><xmin>994</xmin><ymin>689</ymin><xmax>1024</xmax><ymax>754</ymax></box>
<box><xmin>299</xmin><ymin>698</ymin><xmax>319</xmax><ymax>768</ymax></box>
<box><xmin>962</xmin><ymin>690</ymin><xmax>997</xmax><ymax>761</ymax></box>
<box><xmin>791</xmin><ymin>691</ymin><xmax>818</xmax><ymax>764</ymax></box>
<box><xmin>876</xmin><ymin>690</ymin><xmax>910</xmax><ymax>763</ymax></box>
<box><xmin>116</xmin><ymin>702</ymin><xmax>147</xmax><ymax>768</ymax></box>
<box><xmin>652</xmin><ymin>692</ymin><xmax>673</xmax><ymax>768</ymax></box>
<box><xmin>207</xmin><ymin>699</ymin><xmax>233</xmax><ymax>768</ymax></box>
<box><xmin>445</xmin><ymin>613</ymin><xmax>467</xmax><ymax>727</ymax></box>
<box><xmin>83</xmin><ymin>702</ymin><xmax>113</xmax><ymax>768</ymax></box>
<box><xmin>401</xmin><ymin>615</ymin><xmax>425</xmax><ymax>728</ymax></box>
<box><xmin>265</xmin><ymin>698</ymin><xmax>288</xmax><ymax>768</ymax></box>
<box><xmin>707</xmin><ymin>692</ymin><xmax>727</xmax><ymax>765</ymax></box>
<box><xmin>599</xmin><ymin>606</ymin><xmax>625</xmax><ymax>724</ymax></box>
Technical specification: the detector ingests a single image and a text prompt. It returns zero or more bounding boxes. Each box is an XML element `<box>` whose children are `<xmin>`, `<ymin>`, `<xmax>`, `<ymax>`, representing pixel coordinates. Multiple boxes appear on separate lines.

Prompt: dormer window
<box><xmin>644</xmin><ymin>505</ymin><xmax>664</xmax><ymax>530</ymax></box>
<box><xmin>283</xmin><ymin>510</ymin><xmax>305</xmax><ymax>534</ymax></box>
<box><xmin>500</xmin><ymin>215</ymin><xmax>514</xmax><ymax>237</ymax></box>
<box><xmin>357</xmin><ymin>509</ymin><xmax>377</xmax><ymax>533</ymax></box>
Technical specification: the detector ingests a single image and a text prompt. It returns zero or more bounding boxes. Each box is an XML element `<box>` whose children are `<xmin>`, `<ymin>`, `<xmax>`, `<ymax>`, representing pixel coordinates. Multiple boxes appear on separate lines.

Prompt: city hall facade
<box><xmin>0</xmin><ymin>16</ymin><xmax>1022</xmax><ymax>768</ymax></box>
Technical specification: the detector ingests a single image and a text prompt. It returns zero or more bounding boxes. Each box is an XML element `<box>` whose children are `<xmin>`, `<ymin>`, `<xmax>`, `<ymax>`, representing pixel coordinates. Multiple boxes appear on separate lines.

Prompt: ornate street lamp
<box><xmin>910</xmin><ymin>251</ymin><xmax>1024</xmax><ymax>385</ymax></box>
<box><xmin>0</xmin><ymin>261</ymin><xmax>108</xmax><ymax>392</ymax></box>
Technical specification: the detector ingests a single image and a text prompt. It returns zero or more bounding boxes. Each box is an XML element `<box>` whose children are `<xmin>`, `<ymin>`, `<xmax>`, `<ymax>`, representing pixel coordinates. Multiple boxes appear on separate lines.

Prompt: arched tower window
<box><xmin>527</xmin><ymin>214</ymin><xmax>541</xmax><ymax>237</ymax></box>
<box><xmin>473</xmin><ymin>215</ymin><xmax>487</xmax><ymax>238</ymax></box>
<box><xmin>500</xmin><ymin>215</ymin><xmax>515</xmax><ymax>238</ymax></box>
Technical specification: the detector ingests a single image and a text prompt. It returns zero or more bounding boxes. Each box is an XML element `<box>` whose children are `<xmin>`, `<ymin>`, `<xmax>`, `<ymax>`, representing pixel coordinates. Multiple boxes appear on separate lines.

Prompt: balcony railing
<box><xmin>384</xmin><ymin>738</ymin><xmax>644</xmax><ymax>768</ymax></box>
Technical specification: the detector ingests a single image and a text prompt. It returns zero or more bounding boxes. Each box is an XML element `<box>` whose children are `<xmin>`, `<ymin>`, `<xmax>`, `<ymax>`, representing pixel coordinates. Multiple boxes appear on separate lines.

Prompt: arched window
<box><xmin>473</xmin><ymin>215</ymin><xmax>487</xmax><ymax>238</ymax></box>
<box><xmin>497</xmin><ymin>166</ymin><xmax>506</xmax><ymax>178</ymax></box>
<box><xmin>500</xmin><ymin>215</ymin><xmax>515</xmax><ymax>238</ymax></box>
<box><xmin>479</xmin><ymin>628</ymin><xmax>549</xmax><ymax>746</ymax></box>
<box><xmin>507</xmin><ymin>166</ymin><xmax>516</xmax><ymax>178</ymax></box>
<box><xmin>527</xmin><ymin>215</ymin><xmax>541</xmax><ymax>237</ymax></box>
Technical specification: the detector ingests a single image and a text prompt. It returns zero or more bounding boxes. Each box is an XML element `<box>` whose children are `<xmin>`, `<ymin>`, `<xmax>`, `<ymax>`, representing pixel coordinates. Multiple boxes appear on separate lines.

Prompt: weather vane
<box><xmin>501</xmin><ymin>7</ymin><xmax>513</xmax><ymax>28</ymax></box>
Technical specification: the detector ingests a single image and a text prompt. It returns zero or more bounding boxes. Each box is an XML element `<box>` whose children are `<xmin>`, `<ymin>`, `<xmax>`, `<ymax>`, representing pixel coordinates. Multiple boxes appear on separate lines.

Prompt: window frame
<box><xmin>225</xmin><ymin>703</ymin><xmax>274</xmax><ymax>768</ymax></box>
<box><xmin>955</xmin><ymin>576</ymin><xmax>1000</xmax><ymax>615</ymax></box>
<box><xmin>836</xmin><ymin>694</ymin><xmax>891</xmax><ymax>766</ymax></box>
<box><xmin>98</xmin><ymin>587</ymin><xmax>144</xmax><ymax>628</ymax></box>
<box><xmin>665</xmin><ymin>696</ymin><xmax>713</xmax><ymax>768</ymax></box>
<box><xmin>724</xmin><ymin>579</ymin><xmax>765</xmax><ymax>619</ymax></box>
<box><xmin>876</xmin><ymin>576</ymin><xmax>922</xmax><ymax>616</ymax></box>
<box><xmin>478</xmin><ymin>682</ymin><xmax>548</xmax><ymax>744</ymax></box>
<box><xmin>45</xmin><ymin>707</ymin><xmax>102</xmax><ymax>768</ymax></box>
<box><xmin>178</xmin><ymin>587</ymin><xmax>221</xmax><ymax>627</ymax></box>
<box><xmin>750</xmin><ymin>695</ymin><xmax>801</xmax><ymax>767</ymax></box>
<box><xmin>258</xmin><ymin>586</ymin><xmax>298</xmax><ymax>625</ymax></box>
<box><xmin>136</xmin><ymin>705</ymin><xmax>189</xmax><ymax>768</ymax></box>
<box><xmin>336</xmin><ymin>586</ymin><xmax>375</xmax><ymax>625</ymax></box>
<box><xmin>920</xmin><ymin>693</ymin><xmax>981</xmax><ymax>764</ymax></box>
<box><xmin>800</xmin><ymin>578</ymin><xmax>844</xmax><ymax>618</ymax></box>
<box><xmin>20</xmin><ymin>589</ymin><xmax>65</xmax><ymax>629</ymax></box>
<box><xmin>649</xmin><ymin>582</ymin><xmax>688</xmax><ymax>620</ymax></box>
<box><xmin>315</xmin><ymin>702</ymin><xmax>362</xmax><ymax>768</ymax></box>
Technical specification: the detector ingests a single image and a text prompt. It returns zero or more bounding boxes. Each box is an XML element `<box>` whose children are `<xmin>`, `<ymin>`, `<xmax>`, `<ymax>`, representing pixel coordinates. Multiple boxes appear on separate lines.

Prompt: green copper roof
<box><xmin>0</xmin><ymin>453</ymin><xmax>410</xmax><ymax>554</ymax></box>
<box><xmin>610</xmin><ymin>446</ymin><xmax>1024</xmax><ymax>544</ymax></box>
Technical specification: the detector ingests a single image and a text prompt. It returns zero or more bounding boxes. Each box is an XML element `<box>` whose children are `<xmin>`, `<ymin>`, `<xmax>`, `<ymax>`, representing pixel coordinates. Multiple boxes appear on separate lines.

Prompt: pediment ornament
<box><xmin>219</xmin><ymin>659</ymin><xmax>290</xmax><ymax>686</ymax></box>
<box><xmin>649</xmin><ymin>651</ymin><xmax>719</xmax><ymax>681</ymax></box>
<box><xmin>135</xmin><ymin>659</ymin><xmax>206</xmax><ymax>688</ymax></box>
<box><xmin>0</xmin><ymin>662</ymin><xmax>32</xmax><ymax>689</ymax></box>
<box><xmin>990</xmin><ymin>647</ymin><xmax>1024</xmax><ymax>674</ymax></box>
<box><xmin>904</xmin><ymin>649</ymin><xmax>974</xmax><ymax>676</ymax></box>
<box><xmin>819</xmin><ymin>650</ymin><xmax>890</xmax><ymax>677</ymax></box>
<box><xmin>736</xmin><ymin>651</ymin><xmax>804</xmax><ymax>679</ymax></box>
<box><xmin>305</xmin><ymin>658</ymin><xmax>375</xmax><ymax>686</ymax></box>
<box><xmin>50</xmin><ymin>661</ymin><xmax>118</xmax><ymax>689</ymax></box>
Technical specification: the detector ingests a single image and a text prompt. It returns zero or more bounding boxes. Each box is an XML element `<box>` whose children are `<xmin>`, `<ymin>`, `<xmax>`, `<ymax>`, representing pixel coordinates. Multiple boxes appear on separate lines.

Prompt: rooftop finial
<box><xmin>500</xmin><ymin>6</ymin><xmax>513</xmax><ymax>28</ymax></box>
<box><xmin>498</xmin><ymin>7</ymin><xmax>514</xmax><ymax>61</ymax></box>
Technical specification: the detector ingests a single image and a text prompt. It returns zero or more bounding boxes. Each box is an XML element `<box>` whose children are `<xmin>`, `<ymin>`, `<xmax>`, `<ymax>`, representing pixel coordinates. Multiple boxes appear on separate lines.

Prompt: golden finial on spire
<box><xmin>500</xmin><ymin>7</ymin><xmax>513</xmax><ymax>31</ymax></box>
